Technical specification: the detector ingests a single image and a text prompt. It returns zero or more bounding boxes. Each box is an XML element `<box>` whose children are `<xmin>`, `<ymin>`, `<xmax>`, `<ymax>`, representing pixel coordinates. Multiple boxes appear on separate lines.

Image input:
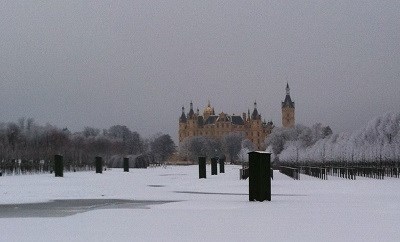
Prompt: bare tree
<box><xmin>149</xmin><ymin>133</ymin><xmax>175</xmax><ymax>163</ymax></box>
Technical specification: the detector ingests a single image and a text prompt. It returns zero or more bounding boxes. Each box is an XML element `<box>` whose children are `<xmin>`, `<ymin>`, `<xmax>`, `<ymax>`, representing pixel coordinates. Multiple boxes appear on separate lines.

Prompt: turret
<box><xmin>251</xmin><ymin>101</ymin><xmax>260</xmax><ymax>120</ymax></box>
<box><xmin>179</xmin><ymin>107</ymin><xmax>187</xmax><ymax>123</ymax></box>
<box><xmin>188</xmin><ymin>101</ymin><xmax>195</xmax><ymax>119</ymax></box>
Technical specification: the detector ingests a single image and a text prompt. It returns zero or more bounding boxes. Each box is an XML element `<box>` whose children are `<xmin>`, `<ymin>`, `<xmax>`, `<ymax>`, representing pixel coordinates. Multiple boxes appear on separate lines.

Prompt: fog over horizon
<box><xmin>1</xmin><ymin>1</ymin><xmax>399</xmax><ymax>142</ymax></box>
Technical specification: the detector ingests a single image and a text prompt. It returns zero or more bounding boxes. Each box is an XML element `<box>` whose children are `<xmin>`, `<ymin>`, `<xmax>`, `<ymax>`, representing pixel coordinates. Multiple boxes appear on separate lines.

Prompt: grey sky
<box><xmin>1</xmin><ymin>1</ymin><xmax>399</xmax><ymax>142</ymax></box>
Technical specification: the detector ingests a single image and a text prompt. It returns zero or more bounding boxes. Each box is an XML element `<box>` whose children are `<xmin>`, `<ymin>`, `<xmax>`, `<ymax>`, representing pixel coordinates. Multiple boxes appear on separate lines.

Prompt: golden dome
<box><xmin>203</xmin><ymin>101</ymin><xmax>214</xmax><ymax>118</ymax></box>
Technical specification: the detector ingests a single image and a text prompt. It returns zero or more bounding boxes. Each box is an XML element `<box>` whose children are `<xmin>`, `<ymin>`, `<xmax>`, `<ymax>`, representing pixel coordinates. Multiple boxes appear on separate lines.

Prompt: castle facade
<box><xmin>178</xmin><ymin>84</ymin><xmax>295</xmax><ymax>150</ymax></box>
<box><xmin>179</xmin><ymin>101</ymin><xmax>273</xmax><ymax>150</ymax></box>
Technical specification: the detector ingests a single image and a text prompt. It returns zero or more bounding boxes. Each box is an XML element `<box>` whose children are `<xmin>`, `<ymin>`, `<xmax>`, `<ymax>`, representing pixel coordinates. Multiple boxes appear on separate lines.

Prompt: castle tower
<box><xmin>282</xmin><ymin>83</ymin><xmax>295</xmax><ymax>128</ymax></box>
<box><xmin>179</xmin><ymin>106</ymin><xmax>187</xmax><ymax>142</ymax></box>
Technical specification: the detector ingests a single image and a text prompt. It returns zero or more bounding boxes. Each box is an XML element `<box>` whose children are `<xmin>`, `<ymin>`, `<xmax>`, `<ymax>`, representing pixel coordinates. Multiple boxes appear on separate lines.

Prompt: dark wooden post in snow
<box><xmin>95</xmin><ymin>156</ymin><xmax>103</xmax><ymax>174</ymax></box>
<box><xmin>219</xmin><ymin>157</ymin><xmax>225</xmax><ymax>173</ymax></box>
<box><xmin>249</xmin><ymin>151</ymin><xmax>271</xmax><ymax>202</ymax></box>
<box><xmin>211</xmin><ymin>157</ymin><xmax>218</xmax><ymax>175</ymax></box>
<box><xmin>54</xmin><ymin>155</ymin><xmax>64</xmax><ymax>177</ymax></box>
<box><xmin>199</xmin><ymin>156</ymin><xmax>206</xmax><ymax>179</ymax></box>
<box><xmin>123</xmin><ymin>157</ymin><xmax>129</xmax><ymax>172</ymax></box>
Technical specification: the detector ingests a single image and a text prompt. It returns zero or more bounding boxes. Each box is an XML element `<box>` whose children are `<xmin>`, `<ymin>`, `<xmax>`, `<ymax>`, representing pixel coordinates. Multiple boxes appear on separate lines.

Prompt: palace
<box><xmin>179</xmin><ymin>84</ymin><xmax>295</xmax><ymax>150</ymax></box>
<box><xmin>178</xmin><ymin>100</ymin><xmax>273</xmax><ymax>150</ymax></box>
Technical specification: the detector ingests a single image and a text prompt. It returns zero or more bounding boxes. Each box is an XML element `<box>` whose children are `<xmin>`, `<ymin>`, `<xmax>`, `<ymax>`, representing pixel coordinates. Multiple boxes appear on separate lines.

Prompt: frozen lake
<box><xmin>1</xmin><ymin>165</ymin><xmax>399</xmax><ymax>241</ymax></box>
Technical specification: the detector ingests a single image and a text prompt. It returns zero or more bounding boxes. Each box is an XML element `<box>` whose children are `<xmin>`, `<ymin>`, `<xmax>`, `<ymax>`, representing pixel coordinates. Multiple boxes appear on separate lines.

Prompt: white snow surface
<box><xmin>1</xmin><ymin>165</ymin><xmax>400</xmax><ymax>242</ymax></box>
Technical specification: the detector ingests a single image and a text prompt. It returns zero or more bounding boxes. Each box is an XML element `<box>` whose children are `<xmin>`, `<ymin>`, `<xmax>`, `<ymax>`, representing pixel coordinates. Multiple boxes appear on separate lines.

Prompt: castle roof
<box><xmin>197</xmin><ymin>116</ymin><xmax>204</xmax><ymax>126</ymax></box>
<box><xmin>282</xmin><ymin>95</ymin><xmax>295</xmax><ymax>108</ymax></box>
<box><xmin>181</xmin><ymin>101</ymin><xmax>268</xmax><ymax>125</ymax></box>
<box><xmin>231</xmin><ymin>116</ymin><xmax>244</xmax><ymax>125</ymax></box>
<box><xmin>204</xmin><ymin>115</ymin><xmax>218</xmax><ymax>125</ymax></box>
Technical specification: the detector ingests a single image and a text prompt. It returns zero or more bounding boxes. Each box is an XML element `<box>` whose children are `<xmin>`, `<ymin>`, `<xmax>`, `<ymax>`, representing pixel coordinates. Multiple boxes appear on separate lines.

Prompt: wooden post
<box><xmin>95</xmin><ymin>156</ymin><xmax>103</xmax><ymax>174</ymax></box>
<box><xmin>211</xmin><ymin>157</ymin><xmax>218</xmax><ymax>175</ymax></box>
<box><xmin>219</xmin><ymin>158</ymin><xmax>225</xmax><ymax>173</ymax></box>
<box><xmin>248</xmin><ymin>151</ymin><xmax>271</xmax><ymax>202</ymax></box>
<box><xmin>123</xmin><ymin>157</ymin><xmax>129</xmax><ymax>172</ymax></box>
<box><xmin>54</xmin><ymin>155</ymin><xmax>63</xmax><ymax>177</ymax></box>
<box><xmin>199</xmin><ymin>156</ymin><xmax>206</xmax><ymax>179</ymax></box>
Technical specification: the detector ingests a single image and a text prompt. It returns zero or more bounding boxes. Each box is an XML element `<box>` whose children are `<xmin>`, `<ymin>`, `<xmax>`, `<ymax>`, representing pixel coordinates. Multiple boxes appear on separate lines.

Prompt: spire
<box><xmin>188</xmin><ymin>101</ymin><xmax>195</xmax><ymax>118</ymax></box>
<box><xmin>282</xmin><ymin>83</ymin><xmax>295</xmax><ymax>108</ymax></box>
<box><xmin>251</xmin><ymin>101</ymin><xmax>259</xmax><ymax>120</ymax></box>
<box><xmin>179</xmin><ymin>106</ymin><xmax>187</xmax><ymax>123</ymax></box>
<box><xmin>286</xmin><ymin>83</ymin><xmax>290</xmax><ymax>95</ymax></box>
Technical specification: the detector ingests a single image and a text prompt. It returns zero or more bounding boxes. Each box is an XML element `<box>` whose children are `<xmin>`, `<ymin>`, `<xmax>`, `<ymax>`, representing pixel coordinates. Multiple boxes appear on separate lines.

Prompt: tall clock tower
<box><xmin>282</xmin><ymin>83</ymin><xmax>295</xmax><ymax>128</ymax></box>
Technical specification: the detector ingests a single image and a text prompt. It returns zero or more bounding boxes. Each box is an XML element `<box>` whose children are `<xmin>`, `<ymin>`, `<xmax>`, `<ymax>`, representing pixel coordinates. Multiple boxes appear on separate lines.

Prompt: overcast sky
<box><xmin>1</xmin><ymin>1</ymin><xmax>399</xmax><ymax>142</ymax></box>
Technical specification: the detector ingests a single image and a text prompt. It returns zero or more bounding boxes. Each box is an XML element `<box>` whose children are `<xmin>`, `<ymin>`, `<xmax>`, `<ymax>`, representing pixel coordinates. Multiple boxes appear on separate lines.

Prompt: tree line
<box><xmin>0</xmin><ymin>118</ymin><xmax>175</xmax><ymax>174</ymax></box>
<box><xmin>267</xmin><ymin>112</ymin><xmax>400</xmax><ymax>166</ymax></box>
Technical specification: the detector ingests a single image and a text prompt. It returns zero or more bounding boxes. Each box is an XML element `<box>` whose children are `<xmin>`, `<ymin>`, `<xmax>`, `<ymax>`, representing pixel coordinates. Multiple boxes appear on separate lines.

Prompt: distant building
<box><xmin>282</xmin><ymin>83</ymin><xmax>295</xmax><ymax>128</ymax></box>
<box><xmin>178</xmin><ymin>101</ymin><xmax>274</xmax><ymax>150</ymax></box>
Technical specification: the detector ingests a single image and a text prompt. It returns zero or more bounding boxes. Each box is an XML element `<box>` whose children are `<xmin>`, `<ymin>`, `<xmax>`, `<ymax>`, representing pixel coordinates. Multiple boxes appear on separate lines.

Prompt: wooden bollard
<box><xmin>123</xmin><ymin>157</ymin><xmax>129</xmax><ymax>172</ymax></box>
<box><xmin>199</xmin><ymin>156</ymin><xmax>206</xmax><ymax>179</ymax></box>
<box><xmin>249</xmin><ymin>151</ymin><xmax>271</xmax><ymax>202</ymax></box>
<box><xmin>219</xmin><ymin>158</ymin><xmax>225</xmax><ymax>173</ymax></box>
<box><xmin>211</xmin><ymin>157</ymin><xmax>218</xmax><ymax>175</ymax></box>
<box><xmin>95</xmin><ymin>156</ymin><xmax>103</xmax><ymax>174</ymax></box>
<box><xmin>54</xmin><ymin>155</ymin><xmax>64</xmax><ymax>177</ymax></box>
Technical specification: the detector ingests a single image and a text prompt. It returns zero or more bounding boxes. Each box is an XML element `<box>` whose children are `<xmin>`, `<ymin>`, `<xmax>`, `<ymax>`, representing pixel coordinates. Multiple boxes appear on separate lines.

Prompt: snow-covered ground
<box><xmin>1</xmin><ymin>165</ymin><xmax>400</xmax><ymax>241</ymax></box>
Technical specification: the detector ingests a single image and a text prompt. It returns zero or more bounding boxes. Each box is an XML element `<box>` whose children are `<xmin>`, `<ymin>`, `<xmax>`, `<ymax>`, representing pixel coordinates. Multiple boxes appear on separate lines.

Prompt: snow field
<box><xmin>1</xmin><ymin>165</ymin><xmax>400</xmax><ymax>241</ymax></box>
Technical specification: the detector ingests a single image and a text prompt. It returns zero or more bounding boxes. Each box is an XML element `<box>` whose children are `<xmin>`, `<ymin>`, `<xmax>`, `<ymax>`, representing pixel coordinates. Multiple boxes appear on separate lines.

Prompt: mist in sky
<box><xmin>1</xmin><ymin>1</ymin><xmax>399</xmax><ymax>141</ymax></box>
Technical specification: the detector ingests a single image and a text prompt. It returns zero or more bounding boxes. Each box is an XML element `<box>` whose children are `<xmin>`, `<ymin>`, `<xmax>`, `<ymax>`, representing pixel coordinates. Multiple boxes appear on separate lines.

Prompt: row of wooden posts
<box><xmin>279</xmin><ymin>165</ymin><xmax>400</xmax><ymax>180</ymax></box>
<box><xmin>279</xmin><ymin>166</ymin><xmax>300</xmax><ymax>180</ymax></box>
<box><xmin>54</xmin><ymin>155</ymin><xmax>132</xmax><ymax>177</ymax></box>
<box><xmin>198</xmin><ymin>157</ymin><xmax>225</xmax><ymax>178</ymax></box>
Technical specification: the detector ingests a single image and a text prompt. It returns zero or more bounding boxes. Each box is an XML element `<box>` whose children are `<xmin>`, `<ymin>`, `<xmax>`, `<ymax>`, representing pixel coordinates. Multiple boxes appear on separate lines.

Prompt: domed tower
<box><xmin>203</xmin><ymin>100</ymin><xmax>214</xmax><ymax>121</ymax></box>
<box><xmin>282</xmin><ymin>83</ymin><xmax>295</xmax><ymax>128</ymax></box>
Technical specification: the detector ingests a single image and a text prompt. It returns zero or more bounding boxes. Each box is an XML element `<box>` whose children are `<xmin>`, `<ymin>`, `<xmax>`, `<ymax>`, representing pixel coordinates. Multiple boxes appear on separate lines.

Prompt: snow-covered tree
<box><xmin>276</xmin><ymin>112</ymin><xmax>400</xmax><ymax>165</ymax></box>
